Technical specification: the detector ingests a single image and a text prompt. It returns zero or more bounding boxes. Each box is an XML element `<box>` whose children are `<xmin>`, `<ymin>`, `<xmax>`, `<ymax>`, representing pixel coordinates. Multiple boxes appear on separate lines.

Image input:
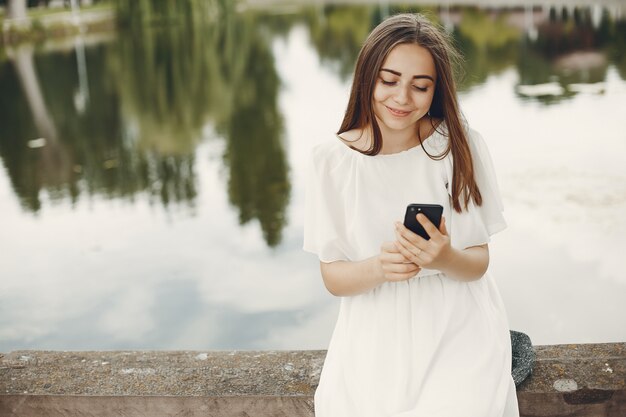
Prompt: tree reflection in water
<box><xmin>296</xmin><ymin>4</ymin><xmax>626</xmax><ymax>99</ymax></box>
<box><xmin>0</xmin><ymin>0</ymin><xmax>291</xmax><ymax>247</ymax></box>
<box><xmin>1</xmin><ymin>1</ymin><xmax>625</xmax><ymax>246</ymax></box>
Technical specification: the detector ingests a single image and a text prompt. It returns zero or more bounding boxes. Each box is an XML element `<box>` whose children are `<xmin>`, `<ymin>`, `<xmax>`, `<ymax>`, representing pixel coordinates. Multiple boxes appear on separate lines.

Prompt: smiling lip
<box><xmin>386</xmin><ymin>106</ymin><xmax>412</xmax><ymax>117</ymax></box>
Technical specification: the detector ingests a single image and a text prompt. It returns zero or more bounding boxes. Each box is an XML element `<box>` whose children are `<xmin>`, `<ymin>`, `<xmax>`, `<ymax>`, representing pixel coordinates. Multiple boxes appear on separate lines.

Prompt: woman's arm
<box><xmin>320</xmin><ymin>242</ymin><xmax>421</xmax><ymax>297</ymax></box>
<box><xmin>432</xmin><ymin>243</ymin><xmax>489</xmax><ymax>281</ymax></box>
<box><xmin>394</xmin><ymin>214</ymin><xmax>489</xmax><ymax>282</ymax></box>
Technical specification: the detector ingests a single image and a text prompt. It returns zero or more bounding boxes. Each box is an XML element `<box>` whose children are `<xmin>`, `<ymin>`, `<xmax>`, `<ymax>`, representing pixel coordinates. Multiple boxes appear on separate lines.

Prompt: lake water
<box><xmin>1</xmin><ymin>2</ymin><xmax>625</xmax><ymax>351</ymax></box>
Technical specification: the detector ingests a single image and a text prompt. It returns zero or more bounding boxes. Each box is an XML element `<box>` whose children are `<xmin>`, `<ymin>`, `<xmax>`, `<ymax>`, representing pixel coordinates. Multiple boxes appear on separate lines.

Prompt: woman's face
<box><xmin>372</xmin><ymin>43</ymin><xmax>437</xmax><ymax>135</ymax></box>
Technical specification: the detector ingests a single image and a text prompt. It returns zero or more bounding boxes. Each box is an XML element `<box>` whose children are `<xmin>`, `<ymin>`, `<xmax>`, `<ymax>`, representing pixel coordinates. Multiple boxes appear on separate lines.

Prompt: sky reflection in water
<box><xmin>1</xmin><ymin>3</ymin><xmax>625</xmax><ymax>351</ymax></box>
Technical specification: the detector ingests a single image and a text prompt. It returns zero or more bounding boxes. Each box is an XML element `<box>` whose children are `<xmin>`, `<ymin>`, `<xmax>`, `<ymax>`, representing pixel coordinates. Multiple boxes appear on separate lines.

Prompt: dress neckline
<box><xmin>335</xmin><ymin>126</ymin><xmax>443</xmax><ymax>159</ymax></box>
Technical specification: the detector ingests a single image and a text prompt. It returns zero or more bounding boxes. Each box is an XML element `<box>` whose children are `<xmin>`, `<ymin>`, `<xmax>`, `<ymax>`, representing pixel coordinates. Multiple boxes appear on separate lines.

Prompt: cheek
<box><xmin>415</xmin><ymin>91</ymin><xmax>435</xmax><ymax>109</ymax></box>
<box><xmin>373</xmin><ymin>85</ymin><xmax>386</xmax><ymax>102</ymax></box>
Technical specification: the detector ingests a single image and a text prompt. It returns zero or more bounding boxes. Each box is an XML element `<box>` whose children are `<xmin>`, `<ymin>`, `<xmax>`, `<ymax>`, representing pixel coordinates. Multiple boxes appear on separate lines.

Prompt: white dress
<box><xmin>303</xmin><ymin>125</ymin><xmax>520</xmax><ymax>417</ymax></box>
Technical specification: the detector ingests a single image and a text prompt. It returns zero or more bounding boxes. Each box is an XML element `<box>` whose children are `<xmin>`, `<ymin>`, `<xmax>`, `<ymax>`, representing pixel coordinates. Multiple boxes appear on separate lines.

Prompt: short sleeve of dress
<box><xmin>302</xmin><ymin>144</ymin><xmax>350</xmax><ymax>263</ymax></box>
<box><xmin>445</xmin><ymin>128</ymin><xmax>507</xmax><ymax>250</ymax></box>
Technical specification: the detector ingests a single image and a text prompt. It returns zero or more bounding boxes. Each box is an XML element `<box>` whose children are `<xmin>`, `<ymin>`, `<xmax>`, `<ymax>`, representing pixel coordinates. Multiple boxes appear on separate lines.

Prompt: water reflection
<box><xmin>113</xmin><ymin>0</ymin><xmax>291</xmax><ymax>245</ymax></box>
<box><xmin>209</xmin><ymin>10</ymin><xmax>290</xmax><ymax>247</ymax></box>
<box><xmin>0</xmin><ymin>0</ymin><xmax>291</xmax><ymax>246</ymax></box>
<box><xmin>0</xmin><ymin>1</ymin><xmax>625</xmax><ymax>351</ymax></box>
<box><xmin>269</xmin><ymin>3</ymin><xmax>626</xmax><ymax>99</ymax></box>
<box><xmin>514</xmin><ymin>5</ymin><xmax>625</xmax><ymax>103</ymax></box>
<box><xmin>303</xmin><ymin>5</ymin><xmax>374</xmax><ymax>80</ymax></box>
<box><xmin>1</xmin><ymin>2</ymin><xmax>624</xmax><ymax>231</ymax></box>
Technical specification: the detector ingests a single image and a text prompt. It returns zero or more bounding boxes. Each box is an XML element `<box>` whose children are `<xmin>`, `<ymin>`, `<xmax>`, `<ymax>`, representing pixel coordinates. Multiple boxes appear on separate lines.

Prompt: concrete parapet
<box><xmin>517</xmin><ymin>343</ymin><xmax>625</xmax><ymax>416</ymax></box>
<box><xmin>0</xmin><ymin>343</ymin><xmax>624</xmax><ymax>416</ymax></box>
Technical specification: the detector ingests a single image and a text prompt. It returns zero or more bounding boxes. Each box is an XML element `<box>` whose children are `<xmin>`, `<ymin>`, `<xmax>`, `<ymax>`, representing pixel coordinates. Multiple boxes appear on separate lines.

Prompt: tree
<box><xmin>7</xmin><ymin>0</ymin><xmax>28</xmax><ymax>20</ymax></box>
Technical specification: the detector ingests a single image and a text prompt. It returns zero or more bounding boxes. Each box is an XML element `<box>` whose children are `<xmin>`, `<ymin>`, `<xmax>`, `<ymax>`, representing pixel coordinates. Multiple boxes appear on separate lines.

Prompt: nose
<box><xmin>393</xmin><ymin>85</ymin><xmax>410</xmax><ymax>105</ymax></box>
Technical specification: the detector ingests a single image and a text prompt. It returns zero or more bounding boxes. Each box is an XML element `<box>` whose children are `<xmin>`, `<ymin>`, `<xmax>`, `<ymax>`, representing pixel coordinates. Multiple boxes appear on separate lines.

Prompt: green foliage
<box><xmin>458</xmin><ymin>8</ymin><xmax>521</xmax><ymax>49</ymax></box>
<box><xmin>454</xmin><ymin>8</ymin><xmax>521</xmax><ymax>90</ymax></box>
<box><xmin>609</xmin><ymin>19</ymin><xmax>626</xmax><ymax>80</ymax></box>
<box><xmin>217</xmin><ymin>15</ymin><xmax>289</xmax><ymax>246</ymax></box>
<box><xmin>114</xmin><ymin>0</ymin><xmax>226</xmax><ymax>29</ymax></box>
<box><xmin>0</xmin><ymin>0</ymin><xmax>292</xmax><ymax>247</ymax></box>
<box><xmin>2</xmin><ymin>2</ymin><xmax>625</xmax><ymax>245</ymax></box>
<box><xmin>513</xmin><ymin>5</ymin><xmax>616</xmax><ymax>104</ymax></box>
<box><xmin>304</xmin><ymin>5</ymin><xmax>373</xmax><ymax>80</ymax></box>
<box><xmin>110</xmin><ymin>0</ymin><xmax>291</xmax><ymax>246</ymax></box>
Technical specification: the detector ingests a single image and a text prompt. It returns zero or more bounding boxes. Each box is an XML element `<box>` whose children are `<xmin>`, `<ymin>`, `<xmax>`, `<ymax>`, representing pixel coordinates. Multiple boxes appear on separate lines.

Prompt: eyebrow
<box><xmin>380</xmin><ymin>68</ymin><xmax>434</xmax><ymax>81</ymax></box>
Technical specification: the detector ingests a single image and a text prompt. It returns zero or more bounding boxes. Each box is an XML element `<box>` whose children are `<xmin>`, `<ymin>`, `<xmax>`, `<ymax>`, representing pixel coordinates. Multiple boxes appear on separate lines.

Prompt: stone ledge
<box><xmin>0</xmin><ymin>350</ymin><xmax>324</xmax><ymax>396</ymax></box>
<box><xmin>0</xmin><ymin>395</ymin><xmax>314</xmax><ymax>417</ymax></box>
<box><xmin>1</xmin><ymin>343</ymin><xmax>625</xmax><ymax>416</ymax></box>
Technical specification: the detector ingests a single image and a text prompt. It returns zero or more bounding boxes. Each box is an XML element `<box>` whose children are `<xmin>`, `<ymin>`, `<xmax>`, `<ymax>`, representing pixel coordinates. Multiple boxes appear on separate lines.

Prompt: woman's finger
<box><xmin>385</xmin><ymin>270</ymin><xmax>421</xmax><ymax>282</ymax></box>
<box><xmin>380</xmin><ymin>251</ymin><xmax>410</xmax><ymax>264</ymax></box>
<box><xmin>416</xmin><ymin>213</ymin><xmax>441</xmax><ymax>240</ymax></box>
<box><xmin>394</xmin><ymin>222</ymin><xmax>427</xmax><ymax>247</ymax></box>
<box><xmin>395</xmin><ymin>229</ymin><xmax>428</xmax><ymax>259</ymax></box>
<box><xmin>395</xmin><ymin>241</ymin><xmax>419</xmax><ymax>266</ymax></box>
<box><xmin>381</xmin><ymin>241</ymin><xmax>397</xmax><ymax>252</ymax></box>
<box><xmin>382</xmin><ymin>261</ymin><xmax>420</xmax><ymax>274</ymax></box>
<box><xmin>439</xmin><ymin>216</ymin><xmax>448</xmax><ymax>236</ymax></box>
<box><xmin>395</xmin><ymin>236</ymin><xmax>425</xmax><ymax>265</ymax></box>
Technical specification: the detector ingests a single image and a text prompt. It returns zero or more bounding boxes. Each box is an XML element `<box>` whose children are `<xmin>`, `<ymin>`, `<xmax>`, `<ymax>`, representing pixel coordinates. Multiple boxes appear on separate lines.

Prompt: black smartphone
<box><xmin>403</xmin><ymin>204</ymin><xmax>444</xmax><ymax>240</ymax></box>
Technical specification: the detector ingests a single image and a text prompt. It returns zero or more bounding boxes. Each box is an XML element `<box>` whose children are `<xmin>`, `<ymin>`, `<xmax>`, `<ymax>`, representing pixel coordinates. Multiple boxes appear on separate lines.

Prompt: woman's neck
<box><xmin>377</xmin><ymin>118</ymin><xmax>428</xmax><ymax>155</ymax></box>
<box><xmin>338</xmin><ymin>117</ymin><xmax>437</xmax><ymax>155</ymax></box>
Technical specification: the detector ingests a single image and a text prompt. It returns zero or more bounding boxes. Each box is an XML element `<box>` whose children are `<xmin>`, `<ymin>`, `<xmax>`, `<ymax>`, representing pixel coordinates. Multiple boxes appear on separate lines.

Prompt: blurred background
<box><xmin>0</xmin><ymin>0</ymin><xmax>625</xmax><ymax>351</ymax></box>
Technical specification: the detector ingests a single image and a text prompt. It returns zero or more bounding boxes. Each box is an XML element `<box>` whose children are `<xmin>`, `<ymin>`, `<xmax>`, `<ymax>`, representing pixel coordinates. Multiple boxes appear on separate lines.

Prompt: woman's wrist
<box><xmin>370</xmin><ymin>255</ymin><xmax>386</xmax><ymax>286</ymax></box>
<box><xmin>439</xmin><ymin>246</ymin><xmax>488</xmax><ymax>282</ymax></box>
<box><xmin>437</xmin><ymin>247</ymin><xmax>462</xmax><ymax>277</ymax></box>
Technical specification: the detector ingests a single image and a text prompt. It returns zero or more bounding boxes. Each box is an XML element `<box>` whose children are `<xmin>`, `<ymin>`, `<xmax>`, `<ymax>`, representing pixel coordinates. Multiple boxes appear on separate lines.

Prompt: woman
<box><xmin>303</xmin><ymin>13</ymin><xmax>519</xmax><ymax>417</ymax></box>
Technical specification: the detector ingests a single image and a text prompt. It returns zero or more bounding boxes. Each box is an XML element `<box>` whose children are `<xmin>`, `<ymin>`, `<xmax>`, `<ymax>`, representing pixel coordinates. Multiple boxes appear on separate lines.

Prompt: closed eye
<box><xmin>380</xmin><ymin>78</ymin><xmax>428</xmax><ymax>91</ymax></box>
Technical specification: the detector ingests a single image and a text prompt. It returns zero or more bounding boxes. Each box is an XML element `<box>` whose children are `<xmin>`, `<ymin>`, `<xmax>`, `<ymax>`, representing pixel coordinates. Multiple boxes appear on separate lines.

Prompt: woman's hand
<box><xmin>394</xmin><ymin>214</ymin><xmax>455</xmax><ymax>271</ymax></box>
<box><xmin>377</xmin><ymin>241</ymin><xmax>421</xmax><ymax>283</ymax></box>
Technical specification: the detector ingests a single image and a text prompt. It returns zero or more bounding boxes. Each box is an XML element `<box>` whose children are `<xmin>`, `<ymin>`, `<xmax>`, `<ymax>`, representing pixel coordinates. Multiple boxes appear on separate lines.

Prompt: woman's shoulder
<box><xmin>463</xmin><ymin>125</ymin><xmax>493</xmax><ymax>158</ymax></box>
<box><xmin>428</xmin><ymin>121</ymin><xmax>493</xmax><ymax>167</ymax></box>
<box><xmin>309</xmin><ymin>135</ymin><xmax>354</xmax><ymax>169</ymax></box>
<box><xmin>423</xmin><ymin>118</ymin><xmax>449</xmax><ymax>154</ymax></box>
<box><xmin>435</xmin><ymin>120</ymin><xmax>488</xmax><ymax>150</ymax></box>
<box><xmin>336</xmin><ymin>128</ymin><xmax>370</xmax><ymax>153</ymax></box>
<box><xmin>454</xmin><ymin>118</ymin><xmax>487</xmax><ymax>145</ymax></box>
<box><xmin>464</xmin><ymin>123</ymin><xmax>483</xmax><ymax>140</ymax></box>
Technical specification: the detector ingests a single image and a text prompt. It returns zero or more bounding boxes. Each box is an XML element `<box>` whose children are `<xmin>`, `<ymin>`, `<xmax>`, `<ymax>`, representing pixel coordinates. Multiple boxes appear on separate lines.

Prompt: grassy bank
<box><xmin>1</xmin><ymin>2</ymin><xmax>116</xmax><ymax>46</ymax></box>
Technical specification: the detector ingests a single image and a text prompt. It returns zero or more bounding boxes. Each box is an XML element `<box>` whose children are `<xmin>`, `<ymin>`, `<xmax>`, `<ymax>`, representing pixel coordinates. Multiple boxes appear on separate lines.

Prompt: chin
<box><xmin>379</xmin><ymin>117</ymin><xmax>419</xmax><ymax>132</ymax></box>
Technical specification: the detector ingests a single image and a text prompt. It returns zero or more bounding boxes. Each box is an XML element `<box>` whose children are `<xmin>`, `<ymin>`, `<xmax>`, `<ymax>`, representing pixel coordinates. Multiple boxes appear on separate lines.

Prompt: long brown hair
<box><xmin>338</xmin><ymin>13</ymin><xmax>482</xmax><ymax>213</ymax></box>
